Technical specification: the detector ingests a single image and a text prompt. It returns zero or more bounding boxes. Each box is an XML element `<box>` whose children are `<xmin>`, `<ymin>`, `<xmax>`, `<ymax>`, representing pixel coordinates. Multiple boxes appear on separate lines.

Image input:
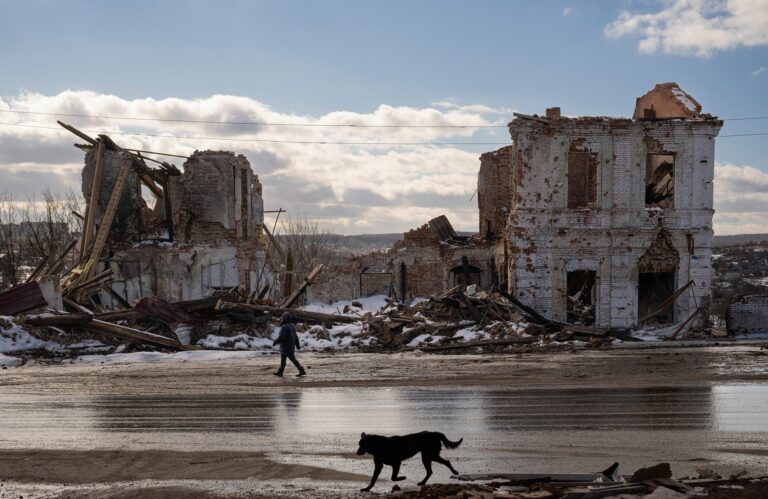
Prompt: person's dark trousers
<box><xmin>277</xmin><ymin>353</ymin><xmax>305</xmax><ymax>375</ymax></box>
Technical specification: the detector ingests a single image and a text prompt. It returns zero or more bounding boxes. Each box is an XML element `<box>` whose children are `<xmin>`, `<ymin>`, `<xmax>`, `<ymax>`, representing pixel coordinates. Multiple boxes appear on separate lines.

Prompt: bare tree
<box><xmin>0</xmin><ymin>189</ymin><xmax>83</xmax><ymax>291</ymax></box>
<box><xmin>275</xmin><ymin>216</ymin><xmax>340</xmax><ymax>298</ymax></box>
<box><xmin>0</xmin><ymin>192</ymin><xmax>22</xmax><ymax>289</ymax></box>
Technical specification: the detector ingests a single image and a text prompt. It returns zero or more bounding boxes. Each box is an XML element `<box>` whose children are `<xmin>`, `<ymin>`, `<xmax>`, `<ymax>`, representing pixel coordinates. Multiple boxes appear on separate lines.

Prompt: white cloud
<box><xmin>714</xmin><ymin>162</ymin><xmax>768</xmax><ymax>234</ymax></box>
<box><xmin>753</xmin><ymin>65</ymin><xmax>768</xmax><ymax>76</ymax></box>
<box><xmin>0</xmin><ymin>90</ymin><xmax>509</xmax><ymax>234</ymax></box>
<box><xmin>605</xmin><ymin>0</ymin><xmax>768</xmax><ymax>57</ymax></box>
<box><xmin>562</xmin><ymin>6</ymin><xmax>573</xmax><ymax>16</ymax></box>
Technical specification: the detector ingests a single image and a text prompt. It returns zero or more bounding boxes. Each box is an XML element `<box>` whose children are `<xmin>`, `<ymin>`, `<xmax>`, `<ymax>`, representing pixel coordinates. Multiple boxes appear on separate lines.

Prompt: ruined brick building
<box><xmin>313</xmin><ymin>83</ymin><xmax>722</xmax><ymax>330</ymax></box>
<box><xmin>80</xmin><ymin>144</ymin><xmax>269</xmax><ymax>306</ymax></box>
<box><xmin>481</xmin><ymin>83</ymin><xmax>723</xmax><ymax>327</ymax></box>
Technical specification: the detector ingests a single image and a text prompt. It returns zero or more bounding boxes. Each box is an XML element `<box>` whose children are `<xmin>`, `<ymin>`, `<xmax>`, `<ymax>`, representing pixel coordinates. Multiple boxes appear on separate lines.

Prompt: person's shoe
<box><xmin>273</xmin><ymin>372</ymin><xmax>283</xmax><ymax>377</ymax></box>
<box><xmin>297</xmin><ymin>372</ymin><xmax>306</xmax><ymax>377</ymax></box>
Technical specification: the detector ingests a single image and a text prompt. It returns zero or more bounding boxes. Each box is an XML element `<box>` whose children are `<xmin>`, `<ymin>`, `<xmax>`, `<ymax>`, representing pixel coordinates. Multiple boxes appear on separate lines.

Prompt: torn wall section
<box><xmin>102</xmin><ymin>151</ymin><xmax>269</xmax><ymax>307</ymax></box>
<box><xmin>82</xmin><ymin>148</ymin><xmax>142</xmax><ymax>246</ymax></box>
<box><xmin>478</xmin><ymin>146</ymin><xmax>513</xmax><ymax>241</ymax></box>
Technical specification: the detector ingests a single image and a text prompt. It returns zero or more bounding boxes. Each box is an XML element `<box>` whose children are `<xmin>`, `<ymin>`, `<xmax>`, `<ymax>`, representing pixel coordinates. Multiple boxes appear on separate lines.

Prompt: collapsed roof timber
<box><xmin>54</xmin><ymin>122</ymin><xmax>283</xmax><ymax>310</ymax></box>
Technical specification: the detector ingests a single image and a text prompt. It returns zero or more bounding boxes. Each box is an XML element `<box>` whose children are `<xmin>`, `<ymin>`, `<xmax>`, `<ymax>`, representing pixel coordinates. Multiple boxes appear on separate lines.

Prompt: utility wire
<box><xmin>0</xmin><ymin>121</ymin><xmax>765</xmax><ymax>145</ymax></box>
<box><xmin>0</xmin><ymin>109</ymin><xmax>502</xmax><ymax>128</ymax></box>
<box><xmin>0</xmin><ymin>108</ymin><xmax>766</xmax><ymax>127</ymax></box>
<box><xmin>0</xmin><ymin>122</ymin><xmax>509</xmax><ymax>145</ymax></box>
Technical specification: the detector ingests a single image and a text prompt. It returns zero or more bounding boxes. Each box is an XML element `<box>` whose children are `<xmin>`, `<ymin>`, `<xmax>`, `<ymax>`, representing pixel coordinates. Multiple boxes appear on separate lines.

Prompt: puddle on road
<box><xmin>1</xmin><ymin>384</ymin><xmax>767</xmax><ymax>435</ymax></box>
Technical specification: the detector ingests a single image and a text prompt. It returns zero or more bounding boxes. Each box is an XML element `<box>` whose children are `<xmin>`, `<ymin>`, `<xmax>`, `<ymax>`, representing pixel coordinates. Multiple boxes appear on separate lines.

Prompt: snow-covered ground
<box><xmin>1</xmin><ymin>315</ymin><xmax>64</xmax><ymax>353</ymax></box>
<box><xmin>1</xmin><ymin>315</ymin><xmax>107</xmax><ymax>355</ymax></box>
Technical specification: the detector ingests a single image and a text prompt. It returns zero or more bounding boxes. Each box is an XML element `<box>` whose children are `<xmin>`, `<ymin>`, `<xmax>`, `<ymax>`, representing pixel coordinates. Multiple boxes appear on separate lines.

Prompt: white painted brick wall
<box><xmin>507</xmin><ymin>119</ymin><xmax>721</xmax><ymax>328</ymax></box>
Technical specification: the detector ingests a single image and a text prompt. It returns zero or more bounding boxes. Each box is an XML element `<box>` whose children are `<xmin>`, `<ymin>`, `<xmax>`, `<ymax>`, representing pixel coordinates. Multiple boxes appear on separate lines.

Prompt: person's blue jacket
<box><xmin>273</xmin><ymin>312</ymin><xmax>301</xmax><ymax>355</ymax></box>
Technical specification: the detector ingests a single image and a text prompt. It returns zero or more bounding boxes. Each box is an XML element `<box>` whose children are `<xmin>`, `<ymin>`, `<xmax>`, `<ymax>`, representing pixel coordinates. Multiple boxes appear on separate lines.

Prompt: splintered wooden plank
<box><xmin>262</xmin><ymin>224</ymin><xmax>284</xmax><ymax>259</ymax></box>
<box><xmin>85</xmin><ymin>319</ymin><xmax>184</xmax><ymax>350</ymax></box>
<box><xmin>279</xmin><ymin>264</ymin><xmax>324</xmax><ymax>308</ymax></box>
<box><xmin>81</xmin><ymin>141</ymin><xmax>105</xmax><ymax>258</ymax></box>
<box><xmin>45</xmin><ymin>240</ymin><xmax>78</xmax><ymax>277</ymax></box>
<box><xmin>81</xmin><ymin>157</ymin><xmax>134</xmax><ymax>281</ymax></box>
<box><xmin>57</xmin><ymin>120</ymin><xmax>97</xmax><ymax>145</ymax></box>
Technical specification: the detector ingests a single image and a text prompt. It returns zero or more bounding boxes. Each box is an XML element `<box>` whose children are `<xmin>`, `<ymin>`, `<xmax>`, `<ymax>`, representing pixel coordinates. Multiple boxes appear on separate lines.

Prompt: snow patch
<box><xmin>301</xmin><ymin>295</ymin><xmax>390</xmax><ymax>317</ymax></box>
<box><xmin>0</xmin><ymin>315</ymin><xmax>62</xmax><ymax>353</ymax></box>
<box><xmin>670</xmin><ymin>87</ymin><xmax>698</xmax><ymax>113</ymax></box>
<box><xmin>0</xmin><ymin>352</ymin><xmax>22</xmax><ymax>367</ymax></box>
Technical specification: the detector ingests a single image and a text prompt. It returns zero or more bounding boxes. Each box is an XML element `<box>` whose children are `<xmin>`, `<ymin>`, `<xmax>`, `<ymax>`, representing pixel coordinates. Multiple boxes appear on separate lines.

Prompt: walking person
<box><xmin>273</xmin><ymin>312</ymin><xmax>306</xmax><ymax>377</ymax></box>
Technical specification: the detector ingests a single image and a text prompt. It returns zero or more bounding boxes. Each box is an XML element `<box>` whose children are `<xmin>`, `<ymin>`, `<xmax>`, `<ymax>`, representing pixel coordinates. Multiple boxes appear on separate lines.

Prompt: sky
<box><xmin>0</xmin><ymin>0</ymin><xmax>767</xmax><ymax>235</ymax></box>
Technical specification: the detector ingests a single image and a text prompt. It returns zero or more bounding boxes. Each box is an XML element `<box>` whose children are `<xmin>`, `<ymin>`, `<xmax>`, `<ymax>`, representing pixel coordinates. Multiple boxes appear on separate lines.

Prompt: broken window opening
<box><xmin>567</xmin><ymin>270</ymin><xmax>596</xmax><ymax>326</ymax></box>
<box><xmin>138</xmin><ymin>175</ymin><xmax>171</xmax><ymax>241</ymax></box>
<box><xmin>241</xmin><ymin>168</ymin><xmax>249</xmax><ymax>239</ymax></box>
<box><xmin>646</xmin><ymin>153</ymin><xmax>675</xmax><ymax>208</ymax></box>
<box><xmin>567</xmin><ymin>151</ymin><xmax>598</xmax><ymax>208</ymax></box>
<box><xmin>450</xmin><ymin>264</ymin><xmax>481</xmax><ymax>288</ymax></box>
<box><xmin>638</xmin><ymin>271</ymin><xmax>676</xmax><ymax>325</ymax></box>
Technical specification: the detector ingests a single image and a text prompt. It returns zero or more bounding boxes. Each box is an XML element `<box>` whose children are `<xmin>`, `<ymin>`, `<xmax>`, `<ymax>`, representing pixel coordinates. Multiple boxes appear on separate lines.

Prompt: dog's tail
<box><xmin>440</xmin><ymin>433</ymin><xmax>463</xmax><ymax>449</ymax></box>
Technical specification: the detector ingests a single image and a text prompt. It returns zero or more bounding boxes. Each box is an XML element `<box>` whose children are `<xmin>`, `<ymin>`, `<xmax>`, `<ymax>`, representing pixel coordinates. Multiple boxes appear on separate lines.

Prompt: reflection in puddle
<box><xmin>1</xmin><ymin>385</ymin><xmax>766</xmax><ymax>435</ymax></box>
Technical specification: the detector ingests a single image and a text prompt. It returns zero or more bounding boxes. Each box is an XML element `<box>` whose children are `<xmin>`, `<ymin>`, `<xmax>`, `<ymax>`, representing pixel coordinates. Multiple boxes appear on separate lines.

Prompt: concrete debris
<box><xmin>388</xmin><ymin>466</ymin><xmax>767</xmax><ymax>499</ymax></box>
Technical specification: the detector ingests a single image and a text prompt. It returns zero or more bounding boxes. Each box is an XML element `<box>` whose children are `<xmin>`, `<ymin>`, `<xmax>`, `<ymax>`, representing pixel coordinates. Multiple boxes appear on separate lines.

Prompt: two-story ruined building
<box><xmin>483</xmin><ymin>83</ymin><xmax>722</xmax><ymax>328</ymax></box>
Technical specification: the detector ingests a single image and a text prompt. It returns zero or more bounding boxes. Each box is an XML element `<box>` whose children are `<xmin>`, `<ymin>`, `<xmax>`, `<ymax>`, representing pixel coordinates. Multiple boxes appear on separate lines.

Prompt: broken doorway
<box><xmin>638</xmin><ymin>271</ymin><xmax>676</xmax><ymax>325</ymax></box>
<box><xmin>646</xmin><ymin>154</ymin><xmax>675</xmax><ymax>208</ymax></box>
<box><xmin>567</xmin><ymin>270</ymin><xmax>596</xmax><ymax>325</ymax></box>
<box><xmin>450</xmin><ymin>264</ymin><xmax>481</xmax><ymax>288</ymax></box>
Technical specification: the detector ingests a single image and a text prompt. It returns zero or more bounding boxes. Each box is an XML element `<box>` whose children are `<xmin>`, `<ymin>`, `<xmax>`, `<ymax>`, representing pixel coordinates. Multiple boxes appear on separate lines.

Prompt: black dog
<box><xmin>356</xmin><ymin>431</ymin><xmax>463</xmax><ymax>491</ymax></box>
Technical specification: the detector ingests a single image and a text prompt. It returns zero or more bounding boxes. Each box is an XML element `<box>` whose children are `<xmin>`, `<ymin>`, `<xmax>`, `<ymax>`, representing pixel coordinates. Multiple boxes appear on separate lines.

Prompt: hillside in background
<box><xmin>330</xmin><ymin>232</ymin><xmax>768</xmax><ymax>253</ymax></box>
<box><xmin>714</xmin><ymin>234</ymin><xmax>768</xmax><ymax>247</ymax></box>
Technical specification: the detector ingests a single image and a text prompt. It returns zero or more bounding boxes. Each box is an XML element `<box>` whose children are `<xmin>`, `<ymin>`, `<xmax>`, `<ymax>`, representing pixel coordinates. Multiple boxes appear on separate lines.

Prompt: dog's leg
<box><xmin>390</xmin><ymin>461</ymin><xmax>406</xmax><ymax>481</ymax></box>
<box><xmin>361</xmin><ymin>460</ymin><xmax>383</xmax><ymax>492</ymax></box>
<box><xmin>433</xmin><ymin>455</ymin><xmax>459</xmax><ymax>475</ymax></box>
<box><xmin>417</xmin><ymin>454</ymin><xmax>433</xmax><ymax>486</ymax></box>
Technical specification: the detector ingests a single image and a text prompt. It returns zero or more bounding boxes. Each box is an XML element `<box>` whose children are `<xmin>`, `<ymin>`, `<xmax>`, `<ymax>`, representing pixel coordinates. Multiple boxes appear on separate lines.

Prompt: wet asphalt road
<box><xmin>2</xmin><ymin>383</ymin><xmax>767</xmax><ymax>481</ymax></box>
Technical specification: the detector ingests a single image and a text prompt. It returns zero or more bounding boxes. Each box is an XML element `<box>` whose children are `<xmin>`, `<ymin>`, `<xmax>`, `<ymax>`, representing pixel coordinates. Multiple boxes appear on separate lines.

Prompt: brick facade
<box><xmin>503</xmin><ymin>87</ymin><xmax>722</xmax><ymax>328</ymax></box>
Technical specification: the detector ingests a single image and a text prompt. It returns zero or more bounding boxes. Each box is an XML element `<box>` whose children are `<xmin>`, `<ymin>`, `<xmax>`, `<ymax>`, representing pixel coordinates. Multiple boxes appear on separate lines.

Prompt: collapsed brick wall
<box><xmin>633</xmin><ymin>82</ymin><xmax>702</xmax><ymax>120</ymax></box>
<box><xmin>478</xmin><ymin>146</ymin><xmax>513</xmax><ymax>240</ymax></box>
<box><xmin>307</xmin><ymin>251</ymin><xmax>392</xmax><ymax>304</ymax></box>
<box><xmin>82</xmin><ymin>148</ymin><xmax>141</xmax><ymax>246</ymax></box>
<box><xmin>169</xmin><ymin>151</ymin><xmax>263</xmax><ymax>245</ymax></box>
<box><xmin>100</xmin><ymin>149</ymin><xmax>268</xmax><ymax>306</ymax></box>
<box><xmin>392</xmin><ymin>224</ymin><xmax>493</xmax><ymax>302</ymax></box>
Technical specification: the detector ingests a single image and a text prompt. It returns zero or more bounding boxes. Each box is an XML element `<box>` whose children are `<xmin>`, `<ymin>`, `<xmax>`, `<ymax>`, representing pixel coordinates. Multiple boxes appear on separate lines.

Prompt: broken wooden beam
<box><xmin>26</xmin><ymin>314</ymin><xmax>93</xmax><ymax>327</ymax></box>
<box><xmin>409</xmin><ymin>336</ymin><xmax>536</xmax><ymax>352</ymax></box>
<box><xmin>457</xmin><ymin>291</ymin><xmax>484</xmax><ymax>323</ymax></box>
<box><xmin>279</xmin><ymin>263</ymin><xmax>324</xmax><ymax>308</ymax></box>
<box><xmin>217</xmin><ymin>301</ymin><xmax>357</xmax><ymax>324</ymax></box>
<box><xmin>670</xmin><ymin>307</ymin><xmax>704</xmax><ymax>339</ymax></box>
<box><xmin>497</xmin><ymin>289</ymin><xmax>550</xmax><ymax>325</ymax></box>
<box><xmin>57</xmin><ymin>120</ymin><xmax>98</xmax><ymax>145</ymax></box>
<box><xmin>24</xmin><ymin>254</ymin><xmax>51</xmax><ymax>283</ymax></box>
<box><xmin>45</xmin><ymin>240</ymin><xmax>78</xmax><ymax>277</ymax></box>
<box><xmin>80</xmin><ymin>140</ymin><xmax>105</xmax><ymax>258</ymax></box>
<box><xmin>83</xmin><ymin>319</ymin><xmax>184</xmax><ymax>350</ymax></box>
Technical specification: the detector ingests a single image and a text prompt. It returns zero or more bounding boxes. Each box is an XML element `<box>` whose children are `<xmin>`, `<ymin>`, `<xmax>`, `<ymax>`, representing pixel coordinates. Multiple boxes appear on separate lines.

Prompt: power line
<box><xmin>0</xmin><ymin>120</ymin><xmax>765</xmax><ymax>146</ymax></box>
<box><xmin>0</xmin><ymin>107</ymin><xmax>766</xmax><ymax>127</ymax></box>
<box><xmin>0</xmin><ymin>122</ymin><xmax>509</xmax><ymax>145</ymax></box>
<box><xmin>0</xmin><ymin>108</ymin><xmax>503</xmax><ymax>128</ymax></box>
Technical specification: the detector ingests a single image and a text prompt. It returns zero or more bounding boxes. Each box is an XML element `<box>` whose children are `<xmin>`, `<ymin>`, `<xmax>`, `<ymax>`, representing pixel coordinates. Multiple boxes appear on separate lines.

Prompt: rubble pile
<box><xmin>388</xmin><ymin>465</ymin><xmax>768</xmax><ymax>499</ymax></box>
<box><xmin>354</xmin><ymin>286</ymin><xmax>629</xmax><ymax>353</ymax></box>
